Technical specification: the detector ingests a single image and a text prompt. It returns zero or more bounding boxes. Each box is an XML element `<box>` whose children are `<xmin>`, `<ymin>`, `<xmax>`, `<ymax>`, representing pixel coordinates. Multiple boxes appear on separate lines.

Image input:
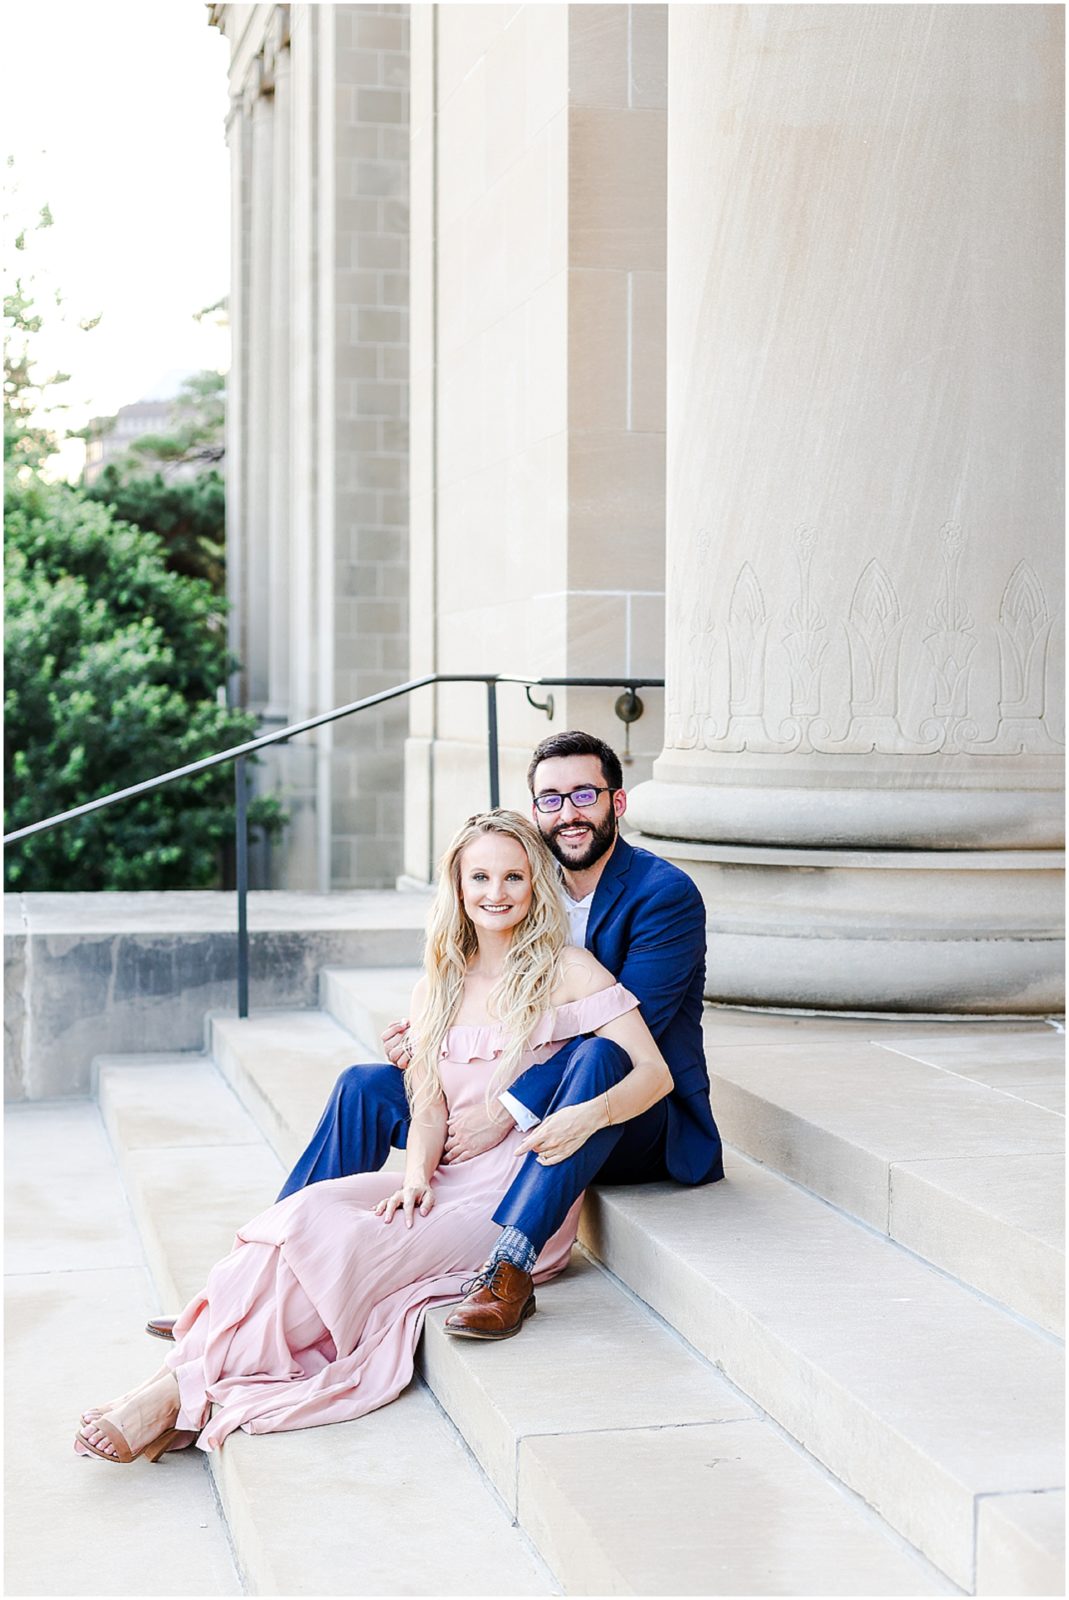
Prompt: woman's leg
<box><xmin>77</xmin><ymin>1371</ymin><xmax>183</xmax><ymax>1460</ymax></box>
<box><xmin>164</xmin><ymin>1241</ymin><xmax>333</xmax><ymax>1444</ymax></box>
<box><xmin>81</xmin><ymin>1362</ymin><xmax>172</xmax><ymax>1423</ymax></box>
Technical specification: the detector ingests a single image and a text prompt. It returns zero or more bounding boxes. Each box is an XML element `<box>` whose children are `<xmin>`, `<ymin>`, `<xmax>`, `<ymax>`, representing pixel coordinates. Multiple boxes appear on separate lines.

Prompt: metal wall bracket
<box><xmin>525</xmin><ymin>685</ymin><xmax>555</xmax><ymax>720</ymax></box>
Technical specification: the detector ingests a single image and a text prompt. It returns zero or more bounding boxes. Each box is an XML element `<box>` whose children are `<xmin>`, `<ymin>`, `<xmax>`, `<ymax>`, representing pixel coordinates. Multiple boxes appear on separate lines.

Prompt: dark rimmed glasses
<box><xmin>533</xmin><ymin>785</ymin><xmax>616</xmax><ymax>814</ymax></box>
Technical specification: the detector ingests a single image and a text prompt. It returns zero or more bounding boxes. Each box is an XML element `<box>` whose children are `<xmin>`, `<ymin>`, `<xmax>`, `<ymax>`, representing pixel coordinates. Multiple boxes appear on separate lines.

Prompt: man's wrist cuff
<box><xmin>498</xmin><ymin>1090</ymin><xmax>540</xmax><ymax>1132</ymax></box>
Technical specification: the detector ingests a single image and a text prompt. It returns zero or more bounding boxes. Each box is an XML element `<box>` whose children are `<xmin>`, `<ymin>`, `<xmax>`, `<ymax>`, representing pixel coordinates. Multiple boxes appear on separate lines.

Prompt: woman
<box><xmin>76</xmin><ymin>810</ymin><xmax>673</xmax><ymax>1463</ymax></box>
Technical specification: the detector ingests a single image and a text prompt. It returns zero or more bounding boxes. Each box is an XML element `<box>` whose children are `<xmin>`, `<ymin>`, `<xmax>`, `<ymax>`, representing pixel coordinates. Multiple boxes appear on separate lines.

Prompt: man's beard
<box><xmin>542</xmin><ymin>808</ymin><xmax>618</xmax><ymax>872</ymax></box>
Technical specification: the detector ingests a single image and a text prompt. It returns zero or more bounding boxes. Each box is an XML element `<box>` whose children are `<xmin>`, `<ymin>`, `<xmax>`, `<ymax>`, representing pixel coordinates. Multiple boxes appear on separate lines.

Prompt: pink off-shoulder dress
<box><xmin>165</xmin><ymin>982</ymin><xmax>638</xmax><ymax>1450</ymax></box>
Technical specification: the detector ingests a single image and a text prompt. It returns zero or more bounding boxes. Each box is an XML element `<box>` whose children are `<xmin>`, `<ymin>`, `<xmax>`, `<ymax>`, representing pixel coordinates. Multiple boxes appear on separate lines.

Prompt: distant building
<box><xmin>82</xmin><ymin>398</ymin><xmax>176</xmax><ymax>485</ymax></box>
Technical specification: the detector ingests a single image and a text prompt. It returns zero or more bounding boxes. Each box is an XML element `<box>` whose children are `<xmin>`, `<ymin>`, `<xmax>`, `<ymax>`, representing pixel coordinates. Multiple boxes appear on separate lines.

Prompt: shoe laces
<box><xmin>459</xmin><ymin>1261</ymin><xmax>510</xmax><ymax>1298</ymax></box>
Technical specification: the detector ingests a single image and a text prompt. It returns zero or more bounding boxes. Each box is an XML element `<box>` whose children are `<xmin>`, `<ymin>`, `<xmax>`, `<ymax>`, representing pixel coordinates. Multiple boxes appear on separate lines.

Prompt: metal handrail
<box><xmin>4</xmin><ymin>672</ymin><xmax>664</xmax><ymax>1017</ymax></box>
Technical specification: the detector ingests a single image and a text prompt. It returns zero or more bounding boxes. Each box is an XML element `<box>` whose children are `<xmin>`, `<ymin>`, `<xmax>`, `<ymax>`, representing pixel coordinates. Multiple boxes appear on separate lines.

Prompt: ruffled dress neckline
<box><xmin>441</xmin><ymin>981</ymin><xmax>637</xmax><ymax>1063</ymax></box>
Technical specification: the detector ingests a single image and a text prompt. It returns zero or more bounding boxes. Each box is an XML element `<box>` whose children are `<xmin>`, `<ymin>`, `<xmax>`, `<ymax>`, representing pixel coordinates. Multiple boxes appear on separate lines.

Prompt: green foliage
<box><xmin>84</xmin><ymin>465</ymin><xmax>226</xmax><ymax>591</ymax></box>
<box><xmin>4</xmin><ymin>277</ymin><xmax>63</xmax><ymax>472</ymax></box>
<box><xmin>3</xmin><ymin>185</ymin><xmax>99</xmax><ymax>474</ymax></box>
<box><xmin>4</xmin><ymin>473</ymin><xmax>284</xmax><ymax>891</ymax></box>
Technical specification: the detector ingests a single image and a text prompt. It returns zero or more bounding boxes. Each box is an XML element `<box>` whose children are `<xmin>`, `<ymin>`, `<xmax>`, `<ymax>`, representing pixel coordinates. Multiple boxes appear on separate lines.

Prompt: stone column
<box><xmin>224</xmin><ymin>95</ymin><xmax>250</xmax><ymax>707</ymax></box>
<box><xmin>289</xmin><ymin>3</ymin><xmax>317</xmax><ymax>730</ymax></box>
<box><xmin>244</xmin><ymin>78</ymin><xmax>275</xmax><ymax>712</ymax></box>
<box><xmin>627</xmin><ymin>5</ymin><xmax>1064</xmax><ymax>1012</ymax></box>
<box><xmin>266</xmin><ymin>29</ymin><xmax>292</xmax><ymax>722</ymax></box>
<box><xmin>405</xmin><ymin>3</ymin><xmax>671</xmax><ymax>877</ymax></box>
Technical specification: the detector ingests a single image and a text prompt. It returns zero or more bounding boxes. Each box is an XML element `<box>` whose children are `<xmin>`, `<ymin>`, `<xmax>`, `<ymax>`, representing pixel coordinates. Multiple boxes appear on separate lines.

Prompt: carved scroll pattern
<box><xmin>666</xmin><ymin>524</ymin><xmax>1064</xmax><ymax>757</ymax></box>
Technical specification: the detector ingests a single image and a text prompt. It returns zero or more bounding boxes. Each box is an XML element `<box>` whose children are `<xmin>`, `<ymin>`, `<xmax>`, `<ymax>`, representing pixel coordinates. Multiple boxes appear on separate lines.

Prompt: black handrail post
<box><xmin>235</xmin><ymin>755</ymin><xmax>249</xmax><ymax>1019</ymax></box>
<box><xmin>486</xmin><ymin>680</ymin><xmax>500</xmax><ymax>808</ymax></box>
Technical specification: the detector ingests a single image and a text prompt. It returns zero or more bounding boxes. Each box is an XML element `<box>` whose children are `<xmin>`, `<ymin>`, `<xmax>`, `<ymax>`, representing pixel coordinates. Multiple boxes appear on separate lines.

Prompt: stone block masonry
<box><xmin>213</xmin><ymin>3</ymin><xmax>410</xmax><ymax>890</ymax></box>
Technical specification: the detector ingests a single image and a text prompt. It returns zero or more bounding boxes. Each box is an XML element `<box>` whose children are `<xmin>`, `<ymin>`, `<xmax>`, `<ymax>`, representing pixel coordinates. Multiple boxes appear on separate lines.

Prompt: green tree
<box><xmin>4</xmin><ymin>473</ymin><xmax>283</xmax><ymax>891</ymax></box>
<box><xmin>84</xmin><ymin>464</ymin><xmax>226</xmax><ymax>591</ymax></box>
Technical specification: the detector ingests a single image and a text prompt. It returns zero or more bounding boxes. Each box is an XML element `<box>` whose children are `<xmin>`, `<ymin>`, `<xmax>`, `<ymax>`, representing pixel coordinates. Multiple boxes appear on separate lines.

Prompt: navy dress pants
<box><xmin>276</xmin><ymin>1061</ymin><xmax>410</xmax><ymax>1201</ymax></box>
<box><xmin>491</xmin><ymin>1036</ymin><xmax>669</xmax><ymax>1254</ymax></box>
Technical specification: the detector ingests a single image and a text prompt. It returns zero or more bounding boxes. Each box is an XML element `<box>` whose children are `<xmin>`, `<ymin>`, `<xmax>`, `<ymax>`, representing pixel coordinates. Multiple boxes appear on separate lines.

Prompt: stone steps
<box><xmin>320</xmin><ymin>964</ymin><xmax>420</xmax><ymax>1054</ymax></box>
<box><xmin>703</xmin><ymin>1013</ymin><xmax>1065</xmax><ymax>1334</ymax></box>
<box><xmin>5</xmin><ymin>1099</ymin><xmax>242</xmax><ymax>1597</ymax></box>
<box><xmin>96</xmin><ymin>1046</ymin><xmax>949</xmax><ymax>1595</ymax></box>
<box><xmin>208</xmin><ymin>1008</ymin><xmax>375</xmax><ymax>1171</ymax></box>
<box><xmin>578</xmin><ymin>1163</ymin><xmax>1064</xmax><ymax>1594</ymax></box>
<box><xmin>279</xmin><ymin>971</ymin><xmax>1066</xmax><ymax>1590</ymax></box>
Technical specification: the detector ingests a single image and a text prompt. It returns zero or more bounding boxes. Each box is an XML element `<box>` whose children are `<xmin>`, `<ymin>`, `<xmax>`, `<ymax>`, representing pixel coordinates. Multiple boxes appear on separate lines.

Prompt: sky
<box><xmin>3</xmin><ymin>1</ymin><xmax>231</xmax><ymax>479</ymax></box>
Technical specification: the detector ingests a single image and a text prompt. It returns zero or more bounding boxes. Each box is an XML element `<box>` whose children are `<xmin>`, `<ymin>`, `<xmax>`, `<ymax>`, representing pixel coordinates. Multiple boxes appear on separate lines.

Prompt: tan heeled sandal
<box><xmin>74</xmin><ymin>1418</ymin><xmax>197</xmax><ymax>1464</ymax></box>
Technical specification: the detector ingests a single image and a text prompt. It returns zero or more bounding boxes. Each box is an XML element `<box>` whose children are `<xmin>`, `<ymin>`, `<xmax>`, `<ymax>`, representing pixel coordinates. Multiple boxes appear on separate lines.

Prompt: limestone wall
<box><xmin>214</xmin><ymin>2</ymin><xmax>410</xmax><ymax>889</ymax></box>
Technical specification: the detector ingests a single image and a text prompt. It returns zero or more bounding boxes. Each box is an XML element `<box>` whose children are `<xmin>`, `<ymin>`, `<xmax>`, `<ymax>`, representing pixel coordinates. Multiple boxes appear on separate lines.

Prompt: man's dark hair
<box><xmin>526</xmin><ymin>730</ymin><xmax>623</xmax><ymax>795</ymax></box>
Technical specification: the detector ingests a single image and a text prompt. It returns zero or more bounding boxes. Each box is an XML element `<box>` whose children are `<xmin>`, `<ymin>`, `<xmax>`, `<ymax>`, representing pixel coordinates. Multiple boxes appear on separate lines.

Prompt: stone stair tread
<box><xmin>707</xmin><ymin>1035</ymin><xmax>1065</xmax><ymax>1330</ymax></box>
<box><xmin>419</xmin><ymin>1254</ymin><xmax>754</xmax><ymax>1506</ymax></box>
<box><xmin>890</xmin><ymin>1151</ymin><xmax>1063</xmax><ymax>1335</ymax></box>
<box><xmin>321</xmin><ymin>965</ymin><xmax>422</xmax><ymax>1054</ymax></box>
<box><xmin>976</xmin><ymin>1489</ymin><xmax>1066</xmax><ymax>1597</ymax></box>
<box><xmin>878</xmin><ymin>1031</ymin><xmax>1064</xmax><ymax>1083</ymax></box>
<box><xmin>209</xmin><ymin>1010</ymin><xmax>375</xmax><ymax>1169</ymax></box>
<box><xmin>703</xmin><ymin>1008</ymin><xmax>1055</xmax><ymax>1045</ymax></box>
<box><xmin>96</xmin><ymin>1054</ymin><xmax>262</xmax><ymax>1149</ymax></box>
<box><xmin>579</xmin><ymin>1160</ymin><xmax>1064</xmax><ymax>1590</ymax></box>
<box><xmin>214</xmin><ymin>1389</ymin><xmax>551</xmax><ymax>1596</ymax></box>
<box><xmin>97</xmin><ymin>1061</ymin><xmax>552</xmax><ymax>1596</ymax></box>
<box><xmin>99</xmin><ymin>1057</ymin><xmax>949</xmax><ymax>1596</ymax></box>
<box><xmin>519</xmin><ymin>1420</ymin><xmax>949</xmax><ymax>1597</ymax></box>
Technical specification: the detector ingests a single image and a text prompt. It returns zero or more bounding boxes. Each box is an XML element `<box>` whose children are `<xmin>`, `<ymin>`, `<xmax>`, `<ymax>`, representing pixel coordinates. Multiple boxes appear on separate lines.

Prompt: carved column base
<box><xmin>628</xmin><ymin>773</ymin><xmax>1062</xmax><ymax>850</ymax></box>
<box><xmin>627</xmin><ymin>832</ymin><xmax>1064</xmax><ymax>1014</ymax></box>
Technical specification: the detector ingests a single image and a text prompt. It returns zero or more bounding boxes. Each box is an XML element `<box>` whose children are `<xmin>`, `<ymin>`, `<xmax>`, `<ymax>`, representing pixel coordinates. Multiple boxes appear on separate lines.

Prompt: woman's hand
<box><xmin>374</xmin><ymin>1183</ymin><xmax>435</xmax><ymax>1228</ymax></box>
<box><xmin>516</xmin><ymin>1102</ymin><xmax>601</xmax><ymax>1166</ymax></box>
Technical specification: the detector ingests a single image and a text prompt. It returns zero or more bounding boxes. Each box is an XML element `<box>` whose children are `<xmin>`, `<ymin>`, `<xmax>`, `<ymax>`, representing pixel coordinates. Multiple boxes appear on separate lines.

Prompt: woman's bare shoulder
<box><xmin>551</xmin><ymin>946</ymin><xmax>617</xmax><ymax>1006</ymax></box>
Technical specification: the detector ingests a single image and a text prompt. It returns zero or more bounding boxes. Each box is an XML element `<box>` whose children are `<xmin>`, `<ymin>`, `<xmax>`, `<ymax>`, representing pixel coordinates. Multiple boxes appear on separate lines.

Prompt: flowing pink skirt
<box><xmin>165</xmin><ymin>1129</ymin><xmax>580</xmax><ymax>1451</ymax></box>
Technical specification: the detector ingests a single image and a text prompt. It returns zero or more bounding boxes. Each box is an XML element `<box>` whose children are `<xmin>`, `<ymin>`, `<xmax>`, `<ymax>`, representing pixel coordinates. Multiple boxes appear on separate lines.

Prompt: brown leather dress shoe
<box><xmin>145</xmin><ymin>1318</ymin><xmax>177</xmax><ymax>1342</ymax></box>
<box><xmin>443</xmin><ymin>1262</ymin><xmax>535</xmax><ymax>1340</ymax></box>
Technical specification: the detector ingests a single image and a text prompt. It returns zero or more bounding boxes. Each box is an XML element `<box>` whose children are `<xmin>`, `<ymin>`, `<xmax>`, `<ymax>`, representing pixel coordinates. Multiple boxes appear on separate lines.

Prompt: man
<box><xmin>145</xmin><ymin>731</ymin><xmax>722</xmax><ymax>1344</ymax></box>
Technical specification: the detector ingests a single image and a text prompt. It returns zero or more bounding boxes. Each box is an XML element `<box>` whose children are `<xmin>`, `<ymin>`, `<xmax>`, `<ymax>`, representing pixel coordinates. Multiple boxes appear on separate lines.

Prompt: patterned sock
<box><xmin>489</xmin><ymin>1225</ymin><xmax>537</xmax><ymax>1275</ymax></box>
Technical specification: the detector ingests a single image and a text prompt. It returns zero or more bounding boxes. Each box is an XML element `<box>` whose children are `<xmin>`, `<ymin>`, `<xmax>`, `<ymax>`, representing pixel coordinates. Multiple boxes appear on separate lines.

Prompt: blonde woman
<box><xmin>75</xmin><ymin>810</ymin><xmax>673</xmax><ymax>1462</ymax></box>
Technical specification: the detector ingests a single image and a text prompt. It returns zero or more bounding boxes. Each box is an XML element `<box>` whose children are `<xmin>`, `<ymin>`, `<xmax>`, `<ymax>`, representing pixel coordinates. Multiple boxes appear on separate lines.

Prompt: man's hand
<box><xmin>382</xmin><ymin>1018</ymin><xmax>411</xmax><ymax>1070</ymax></box>
<box><xmin>516</xmin><ymin>1103</ymin><xmax>600</xmax><ymax>1166</ymax></box>
<box><xmin>442</xmin><ymin>1104</ymin><xmax>512</xmax><ymax>1165</ymax></box>
<box><xmin>374</xmin><ymin>1182</ymin><xmax>435</xmax><ymax>1228</ymax></box>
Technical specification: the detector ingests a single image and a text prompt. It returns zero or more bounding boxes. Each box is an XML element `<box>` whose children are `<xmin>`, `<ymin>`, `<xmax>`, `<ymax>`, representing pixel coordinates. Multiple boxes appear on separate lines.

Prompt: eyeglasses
<box><xmin>533</xmin><ymin>786</ymin><xmax>616</xmax><ymax>814</ymax></box>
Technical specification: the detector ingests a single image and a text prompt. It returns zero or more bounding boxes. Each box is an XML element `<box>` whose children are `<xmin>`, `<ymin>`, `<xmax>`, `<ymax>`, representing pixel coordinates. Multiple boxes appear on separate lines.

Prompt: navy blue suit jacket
<box><xmin>583</xmin><ymin>836</ymin><xmax>723</xmax><ymax>1185</ymax></box>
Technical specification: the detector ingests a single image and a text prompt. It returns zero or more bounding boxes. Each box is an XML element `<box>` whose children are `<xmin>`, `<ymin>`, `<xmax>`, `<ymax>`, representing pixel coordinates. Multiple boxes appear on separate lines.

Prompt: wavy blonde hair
<box><xmin>405</xmin><ymin>809</ymin><xmax>569</xmax><ymax>1118</ymax></box>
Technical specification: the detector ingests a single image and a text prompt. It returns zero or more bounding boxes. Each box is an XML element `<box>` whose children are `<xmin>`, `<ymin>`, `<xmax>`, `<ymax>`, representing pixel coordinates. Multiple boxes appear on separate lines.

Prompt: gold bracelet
<box><xmin>603</xmin><ymin>1089</ymin><xmax>613</xmax><ymax>1127</ymax></box>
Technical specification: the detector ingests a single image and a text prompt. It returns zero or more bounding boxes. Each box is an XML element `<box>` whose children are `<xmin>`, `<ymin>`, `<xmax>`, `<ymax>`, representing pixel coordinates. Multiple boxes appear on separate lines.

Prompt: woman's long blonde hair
<box><xmin>405</xmin><ymin>809</ymin><xmax>569</xmax><ymax>1117</ymax></box>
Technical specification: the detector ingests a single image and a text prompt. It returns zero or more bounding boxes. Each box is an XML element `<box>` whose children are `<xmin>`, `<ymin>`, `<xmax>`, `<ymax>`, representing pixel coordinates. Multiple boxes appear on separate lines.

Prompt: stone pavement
<box><xmin>4</xmin><ymin>1101</ymin><xmax>240</xmax><ymax>1597</ymax></box>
